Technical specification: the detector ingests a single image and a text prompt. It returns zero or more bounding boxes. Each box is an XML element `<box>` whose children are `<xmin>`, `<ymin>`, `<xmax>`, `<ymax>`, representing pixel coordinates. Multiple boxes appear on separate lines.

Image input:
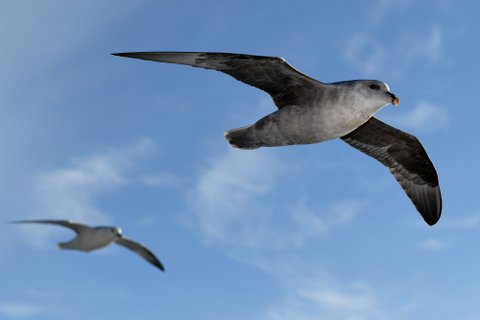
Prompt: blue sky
<box><xmin>1</xmin><ymin>0</ymin><xmax>479</xmax><ymax>319</ymax></box>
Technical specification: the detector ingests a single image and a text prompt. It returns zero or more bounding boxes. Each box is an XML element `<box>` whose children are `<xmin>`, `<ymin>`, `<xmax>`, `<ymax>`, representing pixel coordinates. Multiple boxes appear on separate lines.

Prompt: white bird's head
<box><xmin>110</xmin><ymin>227</ymin><xmax>122</xmax><ymax>237</ymax></box>
<box><xmin>333</xmin><ymin>80</ymin><xmax>400</xmax><ymax>116</ymax></box>
<box><xmin>358</xmin><ymin>80</ymin><xmax>400</xmax><ymax>107</ymax></box>
<box><xmin>332</xmin><ymin>80</ymin><xmax>400</xmax><ymax>109</ymax></box>
<box><xmin>97</xmin><ymin>226</ymin><xmax>123</xmax><ymax>238</ymax></box>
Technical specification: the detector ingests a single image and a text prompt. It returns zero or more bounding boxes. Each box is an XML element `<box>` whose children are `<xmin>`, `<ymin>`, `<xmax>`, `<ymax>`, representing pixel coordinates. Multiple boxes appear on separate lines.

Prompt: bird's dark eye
<box><xmin>369</xmin><ymin>84</ymin><xmax>380</xmax><ymax>90</ymax></box>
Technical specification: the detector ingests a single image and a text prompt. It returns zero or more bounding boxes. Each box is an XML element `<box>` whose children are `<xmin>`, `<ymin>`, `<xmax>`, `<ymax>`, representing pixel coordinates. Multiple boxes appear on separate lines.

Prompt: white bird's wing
<box><xmin>115</xmin><ymin>237</ymin><xmax>165</xmax><ymax>271</ymax></box>
<box><xmin>112</xmin><ymin>51</ymin><xmax>326</xmax><ymax>109</ymax></box>
<box><xmin>11</xmin><ymin>219</ymin><xmax>91</xmax><ymax>234</ymax></box>
<box><xmin>341</xmin><ymin>117</ymin><xmax>442</xmax><ymax>225</ymax></box>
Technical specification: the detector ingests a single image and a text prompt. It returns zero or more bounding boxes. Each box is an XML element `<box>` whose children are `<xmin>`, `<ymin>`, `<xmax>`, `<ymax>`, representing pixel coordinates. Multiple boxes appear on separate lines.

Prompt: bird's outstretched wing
<box><xmin>341</xmin><ymin>117</ymin><xmax>442</xmax><ymax>225</ymax></box>
<box><xmin>115</xmin><ymin>237</ymin><xmax>165</xmax><ymax>271</ymax></box>
<box><xmin>112</xmin><ymin>51</ymin><xmax>325</xmax><ymax>109</ymax></box>
<box><xmin>11</xmin><ymin>219</ymin><xmax>91</xmax><ymax>234</ymax></box>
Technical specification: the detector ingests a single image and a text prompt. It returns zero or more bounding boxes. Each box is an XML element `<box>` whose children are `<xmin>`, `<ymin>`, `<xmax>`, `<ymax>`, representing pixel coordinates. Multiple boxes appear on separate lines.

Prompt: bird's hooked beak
<box><xmin>388</xmin><ymin>92</ymin><xmax>400</xmax><ymax>106</ymax></box>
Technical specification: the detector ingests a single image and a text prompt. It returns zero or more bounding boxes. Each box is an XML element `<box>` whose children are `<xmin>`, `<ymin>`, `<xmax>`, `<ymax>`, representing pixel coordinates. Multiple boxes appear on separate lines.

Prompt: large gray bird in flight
<box><xmin>13</xmin><ymin>219</ymin><xmax>164</xmax><ymax>271</ymax></box>
<box><xmin>112</xmin><ymin>51</ymin><xmax>442</xmax><ymax>226</ymax></box>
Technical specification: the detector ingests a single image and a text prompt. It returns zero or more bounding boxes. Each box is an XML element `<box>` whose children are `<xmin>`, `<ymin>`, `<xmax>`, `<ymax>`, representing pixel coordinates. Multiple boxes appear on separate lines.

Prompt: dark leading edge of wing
<box><xmin>11</xmin><ymin>219</ymin><xmax>90</xmax><ymax>233</ymax></box>
<box><xmin>341</xmin><ymin>117</ymin><xmax>442</xmax><ymax>225</ymax></box>
<box><xmin>116</xmin><ymin>237</ymin><xmax>165</xmax><ymax>271</ymax></box>
<box><xmin>112</xmin><ymin>51</ymin><xmax>324</xmax><ymax>109</ymax></box>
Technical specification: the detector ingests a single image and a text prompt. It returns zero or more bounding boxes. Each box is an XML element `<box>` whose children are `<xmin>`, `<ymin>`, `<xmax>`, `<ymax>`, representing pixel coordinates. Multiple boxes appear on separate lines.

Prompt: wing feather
<box><xmin>112</xmin><ymin>51</ymin><xmax>325</xmax><ymax>108</ymax></box>
<box><xmin>341</xmin><ymin>117</ymin><xmax>442</xmax><ymax>225</ymax></box>
<box><xmin>11</xmin><ymin>219</ymin><xmax>90</xmax><ymax>233</ymax></box>
<box><xmin>116</xmin><ymin>237</ymin><xmax>164</xmax><ymax>271</ymax></box>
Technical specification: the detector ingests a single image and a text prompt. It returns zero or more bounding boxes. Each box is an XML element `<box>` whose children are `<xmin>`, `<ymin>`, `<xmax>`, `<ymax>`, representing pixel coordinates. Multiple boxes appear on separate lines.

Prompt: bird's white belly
<box><xmin>272</xmin><ymin>104</ymin><xmax>371</xmax><ymax>144</ymax></box>
<box><xmin>317</xmin><ymin>105</ymin><xmax>371</xmax><ymax>139</ymax></box>
<box><xmin>78</xmin><ymin>229</ymin><xmax>116</xmax><ymax>251</ymax></box>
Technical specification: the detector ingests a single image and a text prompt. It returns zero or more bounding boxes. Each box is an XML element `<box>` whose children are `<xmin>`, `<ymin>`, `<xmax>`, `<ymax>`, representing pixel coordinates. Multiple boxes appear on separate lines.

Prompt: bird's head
<box><xmin>97</xmin><ymin>226</ymin><xmax>123</xmax><ymax>237</ymax></box>
<box><xmin>110</xmin><ymin>227</ymin><xmax>122</xmax><ymax>237</ymax></box>
<box><xmin>361</xmin><ymin>80</ymin><xmax>400</xmax><ymax>107</ymax></box>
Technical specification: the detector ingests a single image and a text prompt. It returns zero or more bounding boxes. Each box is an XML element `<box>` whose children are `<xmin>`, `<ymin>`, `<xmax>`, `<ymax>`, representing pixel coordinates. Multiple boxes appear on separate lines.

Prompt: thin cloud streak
<box><xmin>435</xmin><ymin>215</ymin><xmax>480</xmax><ymax>230</ymax></box>
<box><xmin>424</xmin><ymin>26</ymin><xmax>443</xmax><ymax>64</ymax></box>
<box><xmin>420</xmin><ymin>238</ymin><xmax>450</xmax><ymax>251</ymax></box>
<box><xmin>0</xmin><ymin>302</ymin><xmax>46</xmax><ymax>319</ymax></box>
<box><xmin>262</xmin><ymin>270</ymin><xmax>392</xmax><ymax>320</ymax></box>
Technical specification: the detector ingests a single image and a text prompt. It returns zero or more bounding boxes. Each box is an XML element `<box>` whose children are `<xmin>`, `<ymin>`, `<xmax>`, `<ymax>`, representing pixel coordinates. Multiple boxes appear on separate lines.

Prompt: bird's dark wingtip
<box><xmin>412</xmin><ymin>185</ymin><xmax>442</xmax><ymax>226</ymax></box>
<box><xmin>426</xmin><ymin>189</ymin><xmax>442</xmax><ymax>226</ymax></box>
<box><xmin>420</xmin><ymin>203</ymin><xmax>441</xmax><ymax>226</ymax></box>
<box><xmin>111</xmin><ymin>52</ymin><xmax>128</xmax><ymax>57</ymax></box>
<box><xmin>424</xmin><ymin>212</ymin><xmax>441</xmax><ymax>226</ymax></box>
<box><xmin>111</xmin><ymin>52</ymin><xmax>151</xmax><ymax>60</ymax></box>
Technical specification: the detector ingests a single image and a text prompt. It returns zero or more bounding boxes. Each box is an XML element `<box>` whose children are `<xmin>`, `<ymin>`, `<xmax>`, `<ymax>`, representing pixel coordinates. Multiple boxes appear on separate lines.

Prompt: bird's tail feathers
<box><xmin>224</xmin><ymin>125</ymin><xmax>260</xmax><ymax>150</ymax></box>
<box><xmin>57</xmin><ymin>242</ymin><xmax>68</xmax><ymax>250</ymax></box>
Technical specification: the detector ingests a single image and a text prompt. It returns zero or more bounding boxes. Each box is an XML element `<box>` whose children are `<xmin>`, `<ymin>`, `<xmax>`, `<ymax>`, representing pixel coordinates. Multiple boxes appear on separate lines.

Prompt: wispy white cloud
<box><xmin>262</xmin><ymin>272</ymin><xmax>391</xmax><ymax>320</ymax></box>
<box><xmin>420</xmin><ymin>237</ymin><xmax>450</xmax><ymax>251</ymax></box>
<box><xmin>0</xmin><ymin>302</ymin><xmax>45</xmax><ymax>319</ymax></box>
<box><xmin>16</xmin><ymin>139</ymin><xmax>155</xmax><ymax>247</ymax></box>
<box><xmin>186</xmin><ymin>149</ymin><xmax>281</xmax><ymax>248</ymax></box>
<box><xmin>380</xmin><ymin>101</ymin><xmax>449</xmax><ymax>132</ymax></box>
<box><xmin>344</xmin><ymin>34</ymin><xmax>386</xmax><ymax>75</ymax></box>
<box><xmin>0</xmin><ymin>0</ymin><xmax>148</xmax><ymax>214</ymax></box>
<box><xmin>344</xmin><ymin>26</ymin><xmax>444</xmax><ymax>77</ymax></box>
<box><xmin>0</xmin><ymin>1</ymin><xmax>148</xmax><ymax>252</ymax></box>
<box><xmin>368</xmin><ymin>0</ymin><xmax>413</xmax><ymax>24</ymax></box>
<box><xmin>299</xmin><ymin>287</ymin><xmax>376</xmax><ymax>312</ymax></box>
<box><xmin>138</xmin><ymin>172</ymin><xmax>182</xmax><ymax>188</ymax></box>
<box><xmin>396</xmin><ymin>26</ymin><xmax>444</xmax><ymax>69</ymax></box>
<box><xmin>240</xmin><ymin>244</ymin><xmax>423</xmax><ymax>320</ymax></box>
<box><xmin>186</xmin><ymin>146</ymin><xmax>430</xmax><ymax>320</ymax></box>
<box><xmin>415</xmin><ymin>215</ymin><xmax>480</xmax><ymax>251</ymax></box>
<box><xmin>290</xmin><ymin>199</ymin><xmax>328</xmax><ymax>238</ymax></box>
<box><xmin>187</xmin><ymin>148</ymin><xmax>366</xmax><ymax>250</ymax></box>
<box><xmin>438</xmin><ymin>215</ymin><xmax>480</xmax><ymax>230</ymax></box>
<box><xmin>326</xmin><ymin>200</ymin><xmax>365</xmax><ymax>225</ymax></box>
<box><xmin>0</xmin><ymin>1</ymin><xmax>143</xmax><ymax>89</ymax></box>
<box><xmin>424</xmin><ymin>26</ymin><xmax>443</xmax><ymax>64</ymax></box>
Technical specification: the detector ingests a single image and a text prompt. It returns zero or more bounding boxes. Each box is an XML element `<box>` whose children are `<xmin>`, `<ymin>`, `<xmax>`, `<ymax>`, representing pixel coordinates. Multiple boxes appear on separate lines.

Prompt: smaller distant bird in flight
<box><xmin>112</xmin><ymin>51</ymin><xmax>442</xmax><ymax>226</ymax></box>
<box><xmin>12</xmin><ymin>219</ymin><xmax>164</xmax><ymax>271</ymax></box>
